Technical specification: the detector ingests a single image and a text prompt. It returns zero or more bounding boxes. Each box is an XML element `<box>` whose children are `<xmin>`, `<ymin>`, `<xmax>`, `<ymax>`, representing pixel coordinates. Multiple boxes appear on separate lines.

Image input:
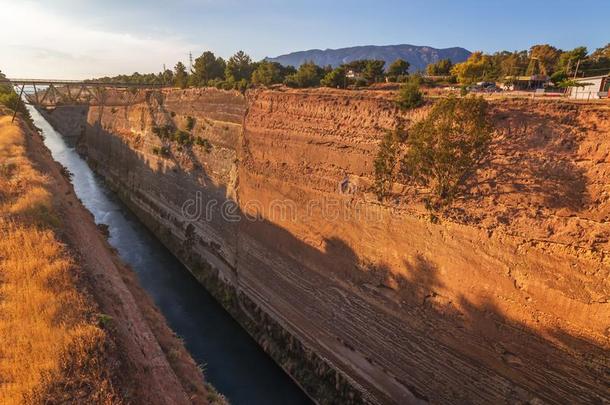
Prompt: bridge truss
<box><xmin>0</xmin><ymin>78</ymin><xmax>165</xmax><ymax>109</ymax></box>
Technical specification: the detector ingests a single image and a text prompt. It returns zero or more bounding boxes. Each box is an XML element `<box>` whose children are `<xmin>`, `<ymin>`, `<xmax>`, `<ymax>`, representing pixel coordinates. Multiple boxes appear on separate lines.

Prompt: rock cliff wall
<box><xmin>40</xmin><ymin>88</ymin><xmax>609</xmax><ymax>404</ymax></box>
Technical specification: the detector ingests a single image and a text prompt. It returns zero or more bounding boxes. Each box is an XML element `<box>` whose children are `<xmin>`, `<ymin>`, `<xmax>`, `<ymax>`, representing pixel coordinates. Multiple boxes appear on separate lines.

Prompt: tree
<box><xmin>363</xmin><ymin>60</ymin><xmax>386</xmax><ymax>83</ymax></box>
<box><xmin>343</xmin><ymin>60</ymin><xmax>369</xmax><ymax>74</ymax></box>
<box><xmin>496</xmin><ymin>50</ymin><xmax>529</xmax><ymax>77</ymax></box>
<box><xmin>451</xmin><ymin>52</ymin><xmax>494</xmax><ymax>84</ymax></box>
<box><xmin>284</xmin><ymin>61</ymin><xmax>324</xmax><ymax>88</ymax></box>
<box><xmin>225</xmin><ymin>50</ymin><xmax>254</xmax><ymax>83</ymax></box>
<box><xmin>556</xmin><ymin>47</ymin><xmax>588</xmax><ymax>75</ymax></box>
<box><xmin>426</xmin><ymin>59</ymin><xmax>452</xmax><ymax>76</ymax></box>
<box><xmin>550</xmin><ymin>70</ymin><xmax>568</xmax><ymax>85</ymax></box>
<box><xmin>400</xmin><ymin>96</ymin><xmax>493</xmax><ymax>204</ymax></box>
<box><xmin>0</xmin><ymin>70</ymin><xmax>18</xmax><ymax>109</ymax></box>
<box><xmin>396</xmin><ymin>76</ymin><xmax>423</xmax><ymax>109</ymax></box>
<box><xmin>582</xmin><ymin>43</ymin><xmax>610</xmax><ymax>76</ymax></box>
<box><xmin>527</xmin><ymin>44</ymin><xmax>561</xmax><ymax>75</ymax></box>
<box><xmin>251</xmin><ymin>61</ymin><xmax>284</xmax><ymax>86</ymax></box>
<box><xmin>158</xmin><ymin>69</ymin><xmax>174</xmax><ymax>85</ymax></box>
<box><xmin>174</xmin><ymin>62</ymin><xmax>189</xmax><ymax>89</ymax></box>
<box><xmin>191</xmin><ymin>51</ymin><xmax>226</xmax><ymax>86</ymax></box>
<box><xmin>388</xmin><ymin>59</ymin><xmax>410</xmax><ymax>78</ymax></box>
<box><xmin>590</xmin><ymin>43</ymin><xmax>610</xmax><ymax>60</ymax></box>
<box><xmin>321</xmin><ymin>67</ymin><xmax>347</xmax><ymax>88</ymax></box>
<box><xmin>557</xmin><ymin>79</ymin><xmax>593</xmax><ymax>89</ymax></box>
<box><xmin>0</xmin><ymin>70</ymin><xmax>32</xmax><ymax>124</ymax></box>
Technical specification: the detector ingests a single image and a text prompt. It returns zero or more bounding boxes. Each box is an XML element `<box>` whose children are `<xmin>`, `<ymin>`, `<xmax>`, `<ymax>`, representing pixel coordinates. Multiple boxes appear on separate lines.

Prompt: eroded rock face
<box><xmin>40</xmin><ymin>88</ymin><xmax>610</xmax><ymax>404</ymax></box>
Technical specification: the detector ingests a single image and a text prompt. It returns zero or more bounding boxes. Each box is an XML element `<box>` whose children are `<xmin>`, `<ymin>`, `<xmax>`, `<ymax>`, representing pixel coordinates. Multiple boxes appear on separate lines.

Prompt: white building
<box><xmin>568</xmin><ymin>75</ymin><xmax>610</xmax><ymax>100</ymax></box>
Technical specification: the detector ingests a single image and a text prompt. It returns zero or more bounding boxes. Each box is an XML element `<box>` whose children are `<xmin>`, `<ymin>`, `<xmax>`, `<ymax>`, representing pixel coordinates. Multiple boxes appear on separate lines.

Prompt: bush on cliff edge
<box><xmin>375</xmin><ymin>96</ymin><xmax>493</xmax><ymax>209</ymax></box>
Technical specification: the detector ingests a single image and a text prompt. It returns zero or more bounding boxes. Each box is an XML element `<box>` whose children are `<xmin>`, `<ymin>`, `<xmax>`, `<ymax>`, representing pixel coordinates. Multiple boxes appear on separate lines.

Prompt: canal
<box><xmin>27</xmin><ymin>105</ymin><xmax>312</xmax><ymax>405</ymax></box>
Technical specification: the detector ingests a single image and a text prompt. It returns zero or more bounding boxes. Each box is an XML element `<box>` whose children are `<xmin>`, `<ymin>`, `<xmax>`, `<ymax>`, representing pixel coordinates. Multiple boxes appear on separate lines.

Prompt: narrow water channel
<box><xmin>27</xmin><ymin>105</ymin><xmax>312</xmax><ymax>405</ymax></box>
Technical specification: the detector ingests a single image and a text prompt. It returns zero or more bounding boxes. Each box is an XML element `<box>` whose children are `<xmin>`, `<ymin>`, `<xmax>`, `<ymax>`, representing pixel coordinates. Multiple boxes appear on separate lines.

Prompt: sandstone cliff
<box><xmin>40</xmin><ymin>88</ymin><xmax>609</xmax><ymax>404</ymax></box>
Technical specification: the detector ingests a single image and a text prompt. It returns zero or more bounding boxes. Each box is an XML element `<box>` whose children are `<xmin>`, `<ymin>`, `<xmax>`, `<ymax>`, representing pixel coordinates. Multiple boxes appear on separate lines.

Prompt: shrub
<box><xmin>152</xmin><ymin>146</ymin><xmax>171</xmax><ymax>157</ymax></box>
<box><xmin>374</xmin><ymin>96</ymin><xmax>493</xmax><ymax>208</ymax></box>
<box><xmin>195</xmin><ymin>137</ymin><xmax>212</xmax><ymax>153</ymax></box>
<box><xmin>172</xmin><ymin>129</ymin><xmax>192</xmax><ymax>145</ymax></box>
<box><xmin>0</xmin><ymin>91</ymin><xmax>19</xmax><ymax>110</ymax></box>
<box><xmin>185</xmin><ymin>116</ymin><xmax>196</xmax><ymax>131</ymax></box>
<box><xmin>152</xmin><ymin>124</ymin><xmax>174</xmax><ymax>140</ymax></box>
<box><xmin>373</xmin><ymin>128</ymin><xmax>407</xmax><ymax>199</ymax></box>
<box><xmin>396</xmin><ymin>76</ymin><xmax>423</xmax><ymax>109</ymax></box>
<box><xmin>0</xmin><ymin>71</ymin><xmax>33</xmax><ymax>125</ymax></box>
<box><xmin>401</xmin><ymin>96</ymin><xmax>493</xmax><ymax>205</ymax></box>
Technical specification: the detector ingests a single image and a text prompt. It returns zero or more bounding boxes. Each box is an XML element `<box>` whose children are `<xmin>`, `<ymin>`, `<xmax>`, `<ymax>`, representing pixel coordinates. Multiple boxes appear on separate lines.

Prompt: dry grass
<box><xmin>0</xmin><ymin>114</ymin><xmax>121</xmax><ymax>404</ymax></box>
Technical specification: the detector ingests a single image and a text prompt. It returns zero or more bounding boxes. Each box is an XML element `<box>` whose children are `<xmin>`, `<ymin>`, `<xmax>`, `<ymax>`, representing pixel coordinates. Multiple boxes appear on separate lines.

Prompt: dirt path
<box><xmin>21</xmin><ymin>117</ymin><xmax>212</xmax><ymax>404</ymax></box>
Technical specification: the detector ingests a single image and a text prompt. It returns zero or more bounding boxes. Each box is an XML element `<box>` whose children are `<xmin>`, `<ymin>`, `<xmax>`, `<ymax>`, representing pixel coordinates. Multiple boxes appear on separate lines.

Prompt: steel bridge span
<box><xmin>1</xmin><ymin>78</ymin><xmax>166</xmax><ymax>109</ymax></box>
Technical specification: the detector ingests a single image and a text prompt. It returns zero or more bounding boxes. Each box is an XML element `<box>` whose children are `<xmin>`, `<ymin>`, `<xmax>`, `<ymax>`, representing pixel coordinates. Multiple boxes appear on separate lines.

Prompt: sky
<box><xmin>0</xmin><ymin>0</ymin><xmax>608</xmax><ymax>79</ymax></box>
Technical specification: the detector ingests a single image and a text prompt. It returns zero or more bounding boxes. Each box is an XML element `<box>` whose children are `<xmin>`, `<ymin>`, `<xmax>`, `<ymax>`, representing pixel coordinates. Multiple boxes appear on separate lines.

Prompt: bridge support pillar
<box><xmin>11</xmin><ymin>84</ymin><xmax>25</xmax><ymax>123</ymax></box>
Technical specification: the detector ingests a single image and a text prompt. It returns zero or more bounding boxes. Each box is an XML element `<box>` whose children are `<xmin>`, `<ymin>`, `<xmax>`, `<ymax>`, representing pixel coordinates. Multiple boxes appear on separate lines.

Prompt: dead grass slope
<box><xmin>0</xmin><ymin>110</ymin><xmax>226</xmax><ymax>404</ymax></box>
<box><xmin>0</xmin><ymin>113</ymin><xmax>121</xmax><ymax>403</ymax></box>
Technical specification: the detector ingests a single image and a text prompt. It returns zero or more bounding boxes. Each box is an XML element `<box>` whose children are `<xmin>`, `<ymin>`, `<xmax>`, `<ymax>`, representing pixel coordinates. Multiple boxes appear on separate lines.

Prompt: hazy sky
<box><xmin>1</xmin><ymin>0</ymin><xmax>608</xmax><ymax>79</ymax></box>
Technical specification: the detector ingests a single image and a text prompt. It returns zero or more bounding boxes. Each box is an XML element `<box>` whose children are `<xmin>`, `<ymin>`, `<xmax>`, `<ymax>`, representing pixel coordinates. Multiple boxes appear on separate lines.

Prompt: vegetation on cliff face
<box><xmin>375</xmin><ymin>96</ymin><xmax>493</xmax><ymax>209</ymax></box>
<box><xmin>373</xmin><ymin>127</ymin><xmax>407</xmax><ymax>198</ymax></box>
<box><xmin>151</xmin><ymin>115</ymin><xmax>213</xmax><ymax>157</ymax></box>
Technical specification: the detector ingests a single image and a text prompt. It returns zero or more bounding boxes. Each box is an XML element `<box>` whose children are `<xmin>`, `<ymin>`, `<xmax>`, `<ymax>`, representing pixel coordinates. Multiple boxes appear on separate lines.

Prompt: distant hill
<box><xmin>266</xmin><ymin>44</ymin><xmax>471</xmax><ymax>72</ymax></box>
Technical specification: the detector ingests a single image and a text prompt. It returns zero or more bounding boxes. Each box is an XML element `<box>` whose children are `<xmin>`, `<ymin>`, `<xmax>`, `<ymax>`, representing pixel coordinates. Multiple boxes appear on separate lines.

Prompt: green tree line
<box><xmin>88</xmin><ymin>50</ymin><xmax>416</xmax><ymax>90</ymax></box>
<box><xmin>449</xmin><ymin>43</ymin><xmax>610</xmax><ymax>85</ymax></box>
<box><xmin>88</xmin><ymin>43</ymin><xmax>610</xmax><ymax>90</ymax></box>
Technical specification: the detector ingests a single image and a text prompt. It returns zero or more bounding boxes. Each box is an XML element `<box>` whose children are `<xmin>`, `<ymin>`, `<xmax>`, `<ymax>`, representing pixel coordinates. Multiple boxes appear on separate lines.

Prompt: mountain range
<box><xmin>266</xmin><ymin>44</ymin><xmax>472</xmax><ymax>72</ymax></box>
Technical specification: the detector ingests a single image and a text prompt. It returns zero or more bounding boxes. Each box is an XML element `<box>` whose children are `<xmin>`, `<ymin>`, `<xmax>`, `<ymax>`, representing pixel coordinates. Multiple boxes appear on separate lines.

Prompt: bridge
<box><xmin>0</xmin><ymin>78</ymin><xmax>166</xmax><ymax>110</ymax></box>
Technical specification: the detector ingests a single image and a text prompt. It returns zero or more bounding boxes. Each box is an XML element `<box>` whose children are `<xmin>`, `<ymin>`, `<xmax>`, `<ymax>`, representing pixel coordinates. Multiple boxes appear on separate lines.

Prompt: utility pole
<box><xmin>573</xmin><ymin>59</ymin><xmax>581</xmax><ymax>79</ymax></box>
<box><xmin>189</xmin><ymin>52</ymin><xmax>193</xmax><ymax>73</ymax></box>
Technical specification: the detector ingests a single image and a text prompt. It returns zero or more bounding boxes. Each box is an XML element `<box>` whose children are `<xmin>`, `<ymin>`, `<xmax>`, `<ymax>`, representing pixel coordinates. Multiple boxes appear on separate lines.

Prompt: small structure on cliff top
<box><xmin>568</xmin><ymin>74</ymin><xmax>610</xmax><ymax>100</ymax></box>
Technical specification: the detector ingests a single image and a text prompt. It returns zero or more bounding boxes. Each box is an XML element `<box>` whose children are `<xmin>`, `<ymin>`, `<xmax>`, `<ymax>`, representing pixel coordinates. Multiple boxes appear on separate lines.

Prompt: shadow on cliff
<box><xmin>75</xmin><ymin>99</ymin><xmax>607</xmax><ymax>404</ymax></box>
<box><xmin>462</xmin><ymin>107</ymin><xmax>589</xmax><ymax>212</ymax></box>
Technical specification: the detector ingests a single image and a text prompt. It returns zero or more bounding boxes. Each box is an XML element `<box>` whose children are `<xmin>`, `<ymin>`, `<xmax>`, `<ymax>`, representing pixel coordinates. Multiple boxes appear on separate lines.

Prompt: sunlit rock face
<box><xmin>40</xmin><ymin>88</ymin><xmax>610</xmax><ymax>404</ymax></box>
